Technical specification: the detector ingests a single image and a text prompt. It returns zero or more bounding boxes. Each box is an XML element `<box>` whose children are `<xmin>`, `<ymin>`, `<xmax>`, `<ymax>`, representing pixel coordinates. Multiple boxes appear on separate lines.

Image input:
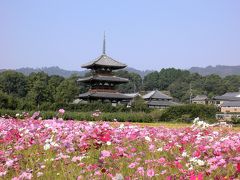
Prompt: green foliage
<box><xmin>143</xmin><ymin>71</ymin><xmax>159</xmax><ymax>90</ymax></box>
<box><xmin>0</xmin><ymin>70</ymin><xmax>27</xmax><ymax>97</ymax></box>
<box><xmin>160</xmin><ymin>104</ymin><xmax>218</xmax><ymax>123</ymax></box>
<box><xmin>115</xmin><ymin>70</ymin><xmax>142</xmax><ymax>93</ymax></box>
<box><xmin>131</xmin><ymin>96</ymin><xmax>150</xmax><ymax>112</ymax></box>
<box><xmin>231</xmin><ymin>117</ymin><xmax>240</xmax><ymax>124</ymax></box>
<box><xmin>0</xmin><ymin>105</ymin><xmax>218</xmax><ymax>123</ymax></box>
<box><xmin>55</xmin><ymin>78</ymin><xmax>79</xmax><ymax>103</ymax></box>
<box><xmin>0</xmin><ymin>109</ymin><xmax>154</xmax><ymax>122</ymax></box>
<box><xmin>143</xmin><ymin>68</ymin><xmax>238</xmax><ymax>102</ymax></box>
<box><xmin>0</xmin><ymin>91</ymin><xmax>19</xmax><ymax>110</ymax></box>
<box><xmin>0</xmin><ymin>68</ymin><xmax>240</xmax><ymax>112</ymax></box>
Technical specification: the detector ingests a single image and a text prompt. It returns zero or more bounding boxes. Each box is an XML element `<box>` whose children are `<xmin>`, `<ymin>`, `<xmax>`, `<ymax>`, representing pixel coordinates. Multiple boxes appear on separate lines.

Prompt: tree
<box><xmin>168</xmin><ymin>80</ymin><xmax>190</xmax><ymax>102</ymax></box>
<box><xmin>0</xmin><ymin>90</ymin><xmax>19</xmax><ymax>110</ymax></box>
<box><xmin>115</xmin><ymin>70</ymin><xmax>143</xmax><ymax>93</ymax></box>
<box><xmin>143</xmin><ymin>71</ymin><xmax>159</xmax><ymax>90</ymax></box>
<box><xmin>26</xmin><ymin>72</ymin><xmax>51</xmax><ymax>107</ymax></box>
<box><xmin>223</xmin><ymin>75</ymin><xmax>240</xmax><ymax>92</ymax></box>
<box><xmin>48</xmin><ymin>75</ymin><xmax>65</xmax><ymax>96</ymax></box>
<box><xmin>204</xmin><ymin>75</ymin><xmax>227</xmax><ymax>97</ymax></box>
<box><xmin>55</xmin><ymin>78</ymin><xmax>79</xmax><ymax>103</ymax></box>
<box><xmin>0</xmin><ymin>71</ymin><xmax>27</xmax><ymax>97</ymax></box>
<box><xmin>158</xmin><ymin>68</ymin><xmax>190</xmax><ymax>90</ymax></box>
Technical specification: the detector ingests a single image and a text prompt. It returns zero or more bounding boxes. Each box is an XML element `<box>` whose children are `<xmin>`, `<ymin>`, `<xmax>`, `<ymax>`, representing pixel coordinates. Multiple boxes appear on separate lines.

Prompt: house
<box><xmin>142</xmin><ymin>90</ymin><xmax>178</xmax><ymax>109</ymax></box>
<box><xmin>220</xmin><ymin>101</ymin><xmax>240</xmax><ymax>113</ymax></box>
<box><xmin>213</xmin><ymin>92</ymin><xmax>240</xmax><ymax>106</ymax></box>
<box><xmin>192</xmin><ymin>95</ymin><xmax>209</xmax><ymax>105</ymax></box>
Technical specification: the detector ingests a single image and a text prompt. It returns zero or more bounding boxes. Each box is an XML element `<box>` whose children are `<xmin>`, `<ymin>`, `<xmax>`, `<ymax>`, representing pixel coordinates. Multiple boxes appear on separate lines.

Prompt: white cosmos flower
<box><xmin>43</xmin><ymin>143</ymin><xmax>50</xmax><ymax>150</ymax></box>
<box><xmin>145</xmin><ymin>136</ymin><xmax>151</xmax><ymax>142</ymax></box>
<box><xmin>182</xmin><ymin>151</ymin><xmax>187</xmax><ymax>157</ymax></box>
<box><xmin>106</xmin><ymin>141</ymin><xmax>111</xmax><ymax>146</ymax></box>
<box><xmin>50</xmin><ymin>142</ymin><xmax>59</xmax><ymax>147</ymax></box>
<box><xmin>112</xmin><ymin>173</ymin><xmax>124</xmax><ymax>180</ymax></box>
<box><xmin>119</xmin><ymin>123</ymin><xmax>124</xmax><ymax>129</ymax></box>
<box><xmin>89</xmin><ymin>122</ymin><xmax>94</xmax><ymax>126</ymax></box>
<box><xmin>197</xmin><ymin>159</ymin><xmax>205</xmax><ymax>166</ymax></box>
<box><xmin>37</xmin><ymin>172</ymin><xmax>43</xmax><ymax>177</ymax></box>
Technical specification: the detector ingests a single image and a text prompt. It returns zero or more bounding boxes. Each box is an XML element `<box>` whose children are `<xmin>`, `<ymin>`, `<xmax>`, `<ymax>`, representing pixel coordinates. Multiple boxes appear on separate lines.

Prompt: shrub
<box><xmin>160</xmin><ymin>104</ymin><xmax>218</xmax><ymax>122</ymax></box>
<box><xmin>231</xmin><ymin>117</ymin><xmax>240</xmax><ymax>124</ymax></box>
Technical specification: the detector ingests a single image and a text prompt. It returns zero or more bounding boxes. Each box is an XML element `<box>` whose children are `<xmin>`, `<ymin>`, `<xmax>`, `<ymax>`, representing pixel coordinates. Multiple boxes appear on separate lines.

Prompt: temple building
<box><xmin>77</xmin><ymin>35</ymin><xmax>132</xmax><ymax>105</ymax></box>
<box><xmin>142</xmin><ymin>90</ymin><xmax>178</xmax><ymax>109</ymax></box>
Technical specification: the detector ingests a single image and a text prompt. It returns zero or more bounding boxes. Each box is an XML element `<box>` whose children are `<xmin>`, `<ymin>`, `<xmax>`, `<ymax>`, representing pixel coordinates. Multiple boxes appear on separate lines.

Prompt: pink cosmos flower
<box><xmin>101</xmin><ymin>150</ymin><xmax>111</xmax><ymax>158</ymax></box>
<box><xmin>31</xmin><ymin>111</ymin><xmax>40</xmax><ymax>119</ymax></box>
<box><xmin>137</xmin><ymin>167</ymin><xmax>144</xmax><ymax>176</ymax></box>
<box><xmin>158</xmin><ymin>157</ymin><xmax>165</xmax><ymax>164</ymax></box>
<box><xmin>128</xmin><ymin>162</ymin><xmax>138</xmax><ymax>169</ymax></box>
<box><xmin>147</xmin><ymin>168</ymin><xmax>155</xmax><ymax>177</ymax></box>
<box><xmin>149</xmin><ymin>144</ymin><xmax>155</xmax><ymax>151</ymax></box>
<box><xmin>58</xmin><ymin>109</ymin><xmax>65</xmax><ymax>114</ymax></box>
<box><xmin>5</xmin><ymin>159</ymin><xmax>14</xmax><ymax>167</ymax></box>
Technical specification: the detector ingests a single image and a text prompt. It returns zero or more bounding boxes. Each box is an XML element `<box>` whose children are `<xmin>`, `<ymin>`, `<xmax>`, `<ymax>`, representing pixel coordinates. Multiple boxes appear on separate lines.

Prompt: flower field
<box><xmin>0</xmin><ymin>115</ymin><xmax>240</xmax><ymax>179</ymax></box>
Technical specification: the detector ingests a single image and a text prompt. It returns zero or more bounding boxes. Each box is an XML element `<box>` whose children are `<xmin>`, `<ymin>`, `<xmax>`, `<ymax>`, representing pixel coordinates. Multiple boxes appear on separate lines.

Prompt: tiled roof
<box><xmin>77</xmin><ymin>75</ymin><xmax>129</xmax><ymax>83</ymax></box>
<box><xmin>82</xmin><ymin>54</ymin><xmax>127</xmax><ymax>69</ymax></box>
<box><xmin>214</xmin><ymin>96</ymin><xmax>240</xmax><ymax>101</ymax></box>
<box><xmin>221</xmin><ymin>101</ymin><xmax>240</xmax><ymax>107</ymax></box>
<box><xmin>142</xmin><ymin>90</ymin><xmax>172</xmax><ymax>100</ymax></box>
<box><xmin>214</xmin><ymin>91</ymin><xmax>240</xmax><ymax>101</ymax></box>
<box><xmin>79</xmin><ymin>92</ymin><xmax>132</xmax><ymax>100</ymax></box>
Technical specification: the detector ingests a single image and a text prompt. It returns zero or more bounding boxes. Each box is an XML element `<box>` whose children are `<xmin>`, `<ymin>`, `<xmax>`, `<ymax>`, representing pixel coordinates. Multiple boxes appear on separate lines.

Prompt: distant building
<box><xmin>221</xmin><ymin>101</ymin><xmax>240</xmax><ymax>113</ymax></box>
<box><xmin>192</xmin><ymin>95</ymin><xmax>209</xmax><ymax>105</ymax></box>
<box><xmin>142</xmin><ymin>90</ymin><xmax>178</xmax><ymax>109</ymax></box>
<box><xmin>77</xmin><ymin>35</ymin><xmax>132</xmax><ymax>105</ymax></box>
<box><xmin>213</xmin><ymin>92</ymin><xmax>240</xmax><ymax>106</ymax></box>
<box><xmin>124</xmin><ymin>93</ymin><xmax>141</xmax><ymax>105</ymax></box>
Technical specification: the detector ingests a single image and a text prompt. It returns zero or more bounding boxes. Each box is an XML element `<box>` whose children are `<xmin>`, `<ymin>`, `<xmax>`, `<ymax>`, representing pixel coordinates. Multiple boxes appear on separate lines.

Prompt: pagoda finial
<box><xmin>103</xmin><ymin>31</ymin><xmax>106</xmax><ymax>54</ymax></box>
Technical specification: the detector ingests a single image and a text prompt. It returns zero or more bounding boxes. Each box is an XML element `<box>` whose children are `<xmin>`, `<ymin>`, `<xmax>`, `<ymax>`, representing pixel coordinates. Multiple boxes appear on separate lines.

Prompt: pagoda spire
<box><xmin>103</xmin><ymin>32</ymin><xmax>106</xmax><ymax>54</ymax></box>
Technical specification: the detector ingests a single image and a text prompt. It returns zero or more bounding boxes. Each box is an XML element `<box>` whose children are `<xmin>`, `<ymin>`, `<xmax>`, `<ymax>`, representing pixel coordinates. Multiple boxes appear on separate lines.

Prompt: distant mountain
<box><xmin>0</xmin><ymin>66</ymin><xmax>153</xmax><ymax>78</ymax></box>
<box><xmin>189</xmin><ymin>65</ymin><xmax>240</xmax><ymax>77</ymax></box>
<box><xmin>2</xmin><ymin>65</ymin><xmax>240</xmax><ymax>78</ymax></box>
<box><xmin>125</xmin><ymin>67</ymin><xmax>154</xmax><ymax>77</ymax></box>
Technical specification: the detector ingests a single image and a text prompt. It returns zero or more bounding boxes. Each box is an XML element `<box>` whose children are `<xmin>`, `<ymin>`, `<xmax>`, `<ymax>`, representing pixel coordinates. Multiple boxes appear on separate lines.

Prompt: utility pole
<box><xmin>189</xmin><ymin>83</ymin><xmax>192</xmax><ymax>104</ymax></box>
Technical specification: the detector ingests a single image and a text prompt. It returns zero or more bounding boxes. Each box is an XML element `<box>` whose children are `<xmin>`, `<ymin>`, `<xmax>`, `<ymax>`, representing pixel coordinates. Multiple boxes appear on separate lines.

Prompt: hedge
<box><xmin>160</xmin><ymin>104</ymin><xmax>218</xmax><ymax>123</ymax></box>
<box><xmin>0</xmin><ymin>109</ymin><xmax>154</xmax><ymax>123</ymax></box>
<box><xmin>0</xmin><ymin>104</ymin><xmax>218</xmax><ymax>123</ymax></box>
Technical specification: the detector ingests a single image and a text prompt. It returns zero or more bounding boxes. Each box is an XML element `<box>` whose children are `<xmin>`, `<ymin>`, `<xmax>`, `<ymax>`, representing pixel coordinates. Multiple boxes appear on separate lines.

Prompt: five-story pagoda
<box><xmin>78</xmin><ymin>35</ymin><xmax>132</xmax><ymax>104</ymax></box>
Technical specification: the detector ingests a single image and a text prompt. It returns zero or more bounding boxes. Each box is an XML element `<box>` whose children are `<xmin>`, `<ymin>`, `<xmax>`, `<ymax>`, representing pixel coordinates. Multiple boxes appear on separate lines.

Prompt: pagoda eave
<box><xmin>77</xmin><ymin>76</ymin><xmax>129</xmax><ymax>83</ymax></box>
<box><xmin>79</xmin><ymin>92</ymin><xmax>132</xmax><ymax>100</ymax></box>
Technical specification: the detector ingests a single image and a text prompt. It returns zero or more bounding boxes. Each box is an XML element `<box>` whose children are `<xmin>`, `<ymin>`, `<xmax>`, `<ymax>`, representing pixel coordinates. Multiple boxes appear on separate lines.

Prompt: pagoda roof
<box><xmin>81</xmin><ymin>54</ymin><xmax>127</xmax><ymax>69</ymax></box>
<box><xmin>142</xmin><ymin>90</ymin><xmax>172</xmax><ymax>100</ymax></box>
<box><xmin>77</xmin><ymin>75</ymin><xmax>129</xmax><ymax>83</ymax></box>
<box><xmin>79</xmin><ymin>91</ymin><xmax>132</xmax><ymax>100</ymax></box>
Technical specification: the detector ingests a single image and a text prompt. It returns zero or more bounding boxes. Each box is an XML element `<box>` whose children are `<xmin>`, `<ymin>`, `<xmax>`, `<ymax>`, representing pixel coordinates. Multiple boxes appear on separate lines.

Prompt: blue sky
<box><xmin>0</xmin><ymin>0</ymin><xmax>240</xmax><ymax>71</ymax></box>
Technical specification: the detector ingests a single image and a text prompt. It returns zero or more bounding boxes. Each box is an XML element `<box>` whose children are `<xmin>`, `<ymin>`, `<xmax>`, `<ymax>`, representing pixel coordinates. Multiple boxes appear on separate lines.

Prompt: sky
<box><xmin>0</xmin><ymin>0</ymin><xmax>240</xmax><ymax>71</ymax></box>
